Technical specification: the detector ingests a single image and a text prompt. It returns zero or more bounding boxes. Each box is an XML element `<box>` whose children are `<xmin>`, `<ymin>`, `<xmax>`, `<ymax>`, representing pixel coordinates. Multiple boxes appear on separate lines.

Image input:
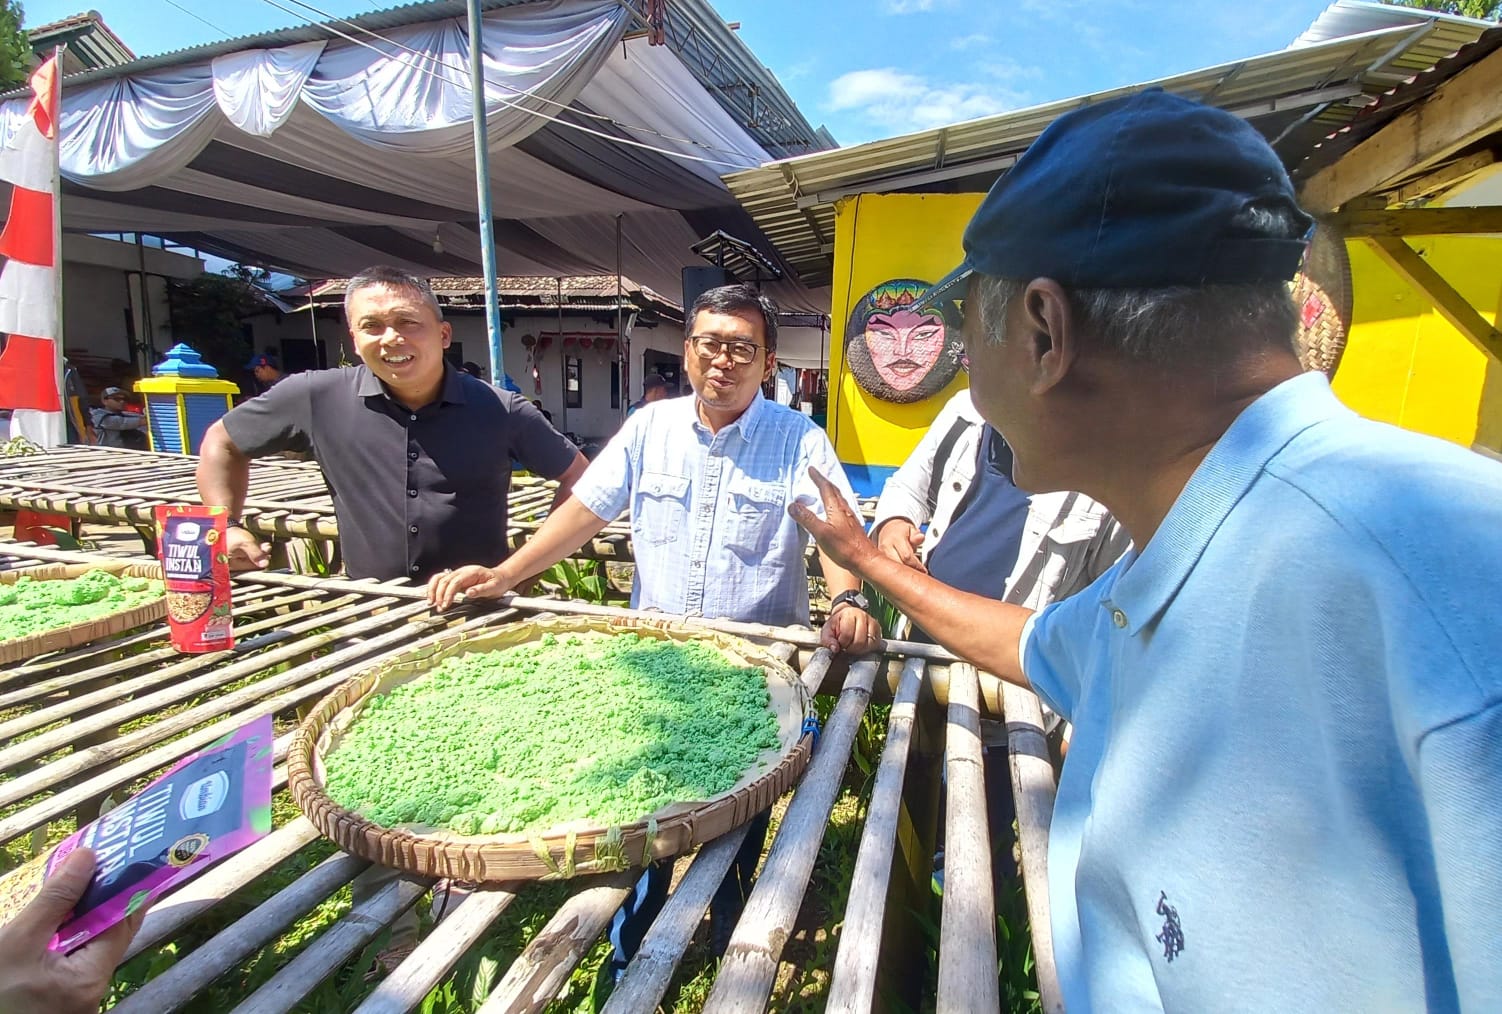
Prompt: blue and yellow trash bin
<box><xmin>134</xmin><ymin>343</ymin><xmax>239</xmax><ymax>454</ymax></box>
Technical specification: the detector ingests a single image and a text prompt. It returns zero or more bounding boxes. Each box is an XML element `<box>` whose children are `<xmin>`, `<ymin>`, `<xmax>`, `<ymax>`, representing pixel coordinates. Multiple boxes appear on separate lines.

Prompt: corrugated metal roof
<box><xmin>28</xmin><ymin>10</ymin><xmax>137</xmax><ymax>73</ymax></box>
<box><xmin>1291</xmin><ymin>24</ymin><xmax>1502</xmax><ymax>189</ymax></box>
<box><xmin>726</xmin><ymin>17</ymin><xmax>1492</xmax><ymax>287</ymax></box>
<box><xmin>1293</xmin><ymin>0</ymin><xmax>1494</xmax><ymax>52</ymax></box>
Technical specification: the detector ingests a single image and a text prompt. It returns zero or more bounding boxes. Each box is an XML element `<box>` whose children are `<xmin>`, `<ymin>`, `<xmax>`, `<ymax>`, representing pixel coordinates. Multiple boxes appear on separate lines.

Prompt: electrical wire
<box><xmin>242</xmin><ymin>0</ymin><xmax>764</xmax><ymax>169</ymax></box>
<box><xmin>159</xmin><ymin>0</ymin><xmax>237</xmax><ymax>43</ymax></box>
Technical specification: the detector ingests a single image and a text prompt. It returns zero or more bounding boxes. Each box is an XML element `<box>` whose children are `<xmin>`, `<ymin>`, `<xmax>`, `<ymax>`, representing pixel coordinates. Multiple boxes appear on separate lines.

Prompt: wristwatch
<box><xmin>830</xmin><ymin>589</ymin><xmax>871</xmax><ymax>614</ymax></box>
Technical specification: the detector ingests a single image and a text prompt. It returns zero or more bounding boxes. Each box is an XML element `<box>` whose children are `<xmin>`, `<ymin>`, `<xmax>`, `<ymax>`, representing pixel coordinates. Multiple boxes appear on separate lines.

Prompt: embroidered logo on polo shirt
<box><xmin>1154</xmin><ymin>891</ymin><xmax>1185</xmax><ymax>962</ymax></box>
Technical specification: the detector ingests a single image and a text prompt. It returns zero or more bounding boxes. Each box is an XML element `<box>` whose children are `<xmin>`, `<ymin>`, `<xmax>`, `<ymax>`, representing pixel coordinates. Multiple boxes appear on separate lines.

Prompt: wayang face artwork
<box><xmin>844</xmin><ymin>279</ymin><xmax>965</xmax><ymax>404</ymax></box>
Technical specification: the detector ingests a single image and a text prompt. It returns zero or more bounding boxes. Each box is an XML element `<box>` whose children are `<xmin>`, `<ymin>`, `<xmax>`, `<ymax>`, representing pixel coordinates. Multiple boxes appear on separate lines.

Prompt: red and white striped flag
<box><xmin>0</xmin><ymin>53</ymin><xmax>63</xmax><ymax>446</ymax></box>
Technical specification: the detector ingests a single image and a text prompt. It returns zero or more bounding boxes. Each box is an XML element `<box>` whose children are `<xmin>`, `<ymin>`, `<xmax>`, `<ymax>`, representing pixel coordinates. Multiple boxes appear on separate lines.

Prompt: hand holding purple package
<box><xmin>0</xmin><ymin>715</ymin><xmax>274</xmax><ymax>955</ymax></box>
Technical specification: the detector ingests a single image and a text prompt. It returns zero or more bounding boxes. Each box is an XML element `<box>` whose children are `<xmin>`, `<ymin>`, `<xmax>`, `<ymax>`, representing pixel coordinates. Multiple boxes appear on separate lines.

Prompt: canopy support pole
<box><xmin>467</xmin><ymin>0</ymin><xmax>504</xmax><ymax>383</ymax></box>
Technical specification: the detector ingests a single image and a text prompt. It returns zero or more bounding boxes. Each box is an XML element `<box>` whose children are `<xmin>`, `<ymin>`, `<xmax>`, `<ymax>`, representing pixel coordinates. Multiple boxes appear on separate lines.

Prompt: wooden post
<box><xmin>1361</xmin><ymin>235</ymin><xmax>1502</xmax><ymax>363</ymax></box>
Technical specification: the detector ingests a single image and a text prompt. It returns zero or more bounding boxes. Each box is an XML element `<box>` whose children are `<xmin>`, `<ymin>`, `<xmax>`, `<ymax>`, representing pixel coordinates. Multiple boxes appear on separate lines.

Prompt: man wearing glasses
<box><xmin>429</xmin><ymin>282</ymin><xmax>880</xmax><ymax>978</ymax></box>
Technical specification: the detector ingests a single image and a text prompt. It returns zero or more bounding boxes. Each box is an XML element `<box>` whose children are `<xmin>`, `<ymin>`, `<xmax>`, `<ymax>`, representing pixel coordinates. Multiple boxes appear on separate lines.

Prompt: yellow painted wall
<box><xmin>1334</xmin><ymin>236</ymin><xmax>1502</xmax><ymax>452</ymax></box>
<box><xmin>829</xmin><ymin>193</ymin><xmax>982</xmax><ymax>468</ymax></box>
<box><xmin>828</xmin><ymin>193</ymin><xmax>1502</xmax><ymax>462</ymax></box>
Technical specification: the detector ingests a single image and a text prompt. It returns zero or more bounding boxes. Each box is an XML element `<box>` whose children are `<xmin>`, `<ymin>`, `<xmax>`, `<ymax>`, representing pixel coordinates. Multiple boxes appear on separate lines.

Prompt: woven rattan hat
<box><xmin>1290</xmin><ymin>221</ymin><xmax>1351</xmax><ymax>378</ymax></box>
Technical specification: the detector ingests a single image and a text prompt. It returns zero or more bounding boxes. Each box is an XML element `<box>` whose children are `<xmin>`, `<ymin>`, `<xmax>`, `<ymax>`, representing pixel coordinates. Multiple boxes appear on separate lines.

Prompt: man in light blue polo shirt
<box><xmin>794</xmin><ymin>89</ymin><xmax>1500</xmax><ymax>1012</ymax></box>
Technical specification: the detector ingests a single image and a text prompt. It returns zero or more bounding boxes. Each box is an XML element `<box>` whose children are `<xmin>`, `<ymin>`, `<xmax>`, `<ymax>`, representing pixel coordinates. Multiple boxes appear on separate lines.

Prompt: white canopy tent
<box><xmin>0</xmin><ymin>0</ymin><xmax>828</xmax><ymax>313</ymax></box>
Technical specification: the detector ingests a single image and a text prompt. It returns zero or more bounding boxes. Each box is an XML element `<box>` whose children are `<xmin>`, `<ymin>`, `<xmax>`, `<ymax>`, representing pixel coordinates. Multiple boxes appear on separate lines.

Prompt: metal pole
<box><xmin>50</xmin><ymin>45</ymin><xmax>67</xmax><ymax>448</ymax></box>
<box><xmin>557</xmin><ymin>276</ymin><xmax>567</xmax><ymax>432</ymax></box>
<box><xmin>467</xmin><ymin>0</ymin><xmax>504</xmax><ymax>384</ymax></box>
<box><xmin>615</xmin><ymin>214</ymin><xmax>627</xmax><ymax>415</ymax></box>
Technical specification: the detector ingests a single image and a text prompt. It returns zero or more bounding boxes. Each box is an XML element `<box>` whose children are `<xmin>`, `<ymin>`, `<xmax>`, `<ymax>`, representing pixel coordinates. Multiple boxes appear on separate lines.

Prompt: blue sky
<box><xmin>27</xmin><ymin>0</ymin><xmax>1342</xmax><ymax>147</ymax></box>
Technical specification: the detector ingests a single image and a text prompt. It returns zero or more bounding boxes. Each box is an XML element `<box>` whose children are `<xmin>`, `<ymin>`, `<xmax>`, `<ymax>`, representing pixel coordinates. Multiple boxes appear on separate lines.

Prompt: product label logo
<box><xmin>179</xmin><ymin>771</ymin><xmax>230</xmax><ymax>819</ymax></box>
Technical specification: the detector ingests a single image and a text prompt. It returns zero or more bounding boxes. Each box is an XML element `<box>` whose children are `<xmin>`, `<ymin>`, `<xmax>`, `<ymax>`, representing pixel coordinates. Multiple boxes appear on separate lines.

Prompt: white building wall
<box><xmin>57</xmin><ymin>235</ymin><xmax>203</xmax><ymax>371</ymax></box>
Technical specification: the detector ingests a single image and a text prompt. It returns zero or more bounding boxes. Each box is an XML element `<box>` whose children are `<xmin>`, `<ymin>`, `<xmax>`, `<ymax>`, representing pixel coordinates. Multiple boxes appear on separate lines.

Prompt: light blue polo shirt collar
<box><xmin>1106</xmin><ymin>371</ymin><xmax>1351</xmax><ymax>634</ymax></box>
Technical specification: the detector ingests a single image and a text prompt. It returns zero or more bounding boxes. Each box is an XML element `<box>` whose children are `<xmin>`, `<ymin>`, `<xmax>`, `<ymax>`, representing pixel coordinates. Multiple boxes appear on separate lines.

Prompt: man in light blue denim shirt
<box><xmin>795</xmin><ymin>91</ymin><xmax>1501</xmax><ymax>1012</ymax></box>
<box><xmin>429</xmin><ymin>283</ymin><xmax>881</xmax><ymax>981</ymax></box>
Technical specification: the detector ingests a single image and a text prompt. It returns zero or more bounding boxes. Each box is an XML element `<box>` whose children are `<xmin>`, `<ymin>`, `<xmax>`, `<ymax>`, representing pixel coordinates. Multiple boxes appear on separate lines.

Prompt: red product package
<box><xmin>155</xmin><ymin>505</ymin><xmax>234</xmax><ymax>652</ymax></box>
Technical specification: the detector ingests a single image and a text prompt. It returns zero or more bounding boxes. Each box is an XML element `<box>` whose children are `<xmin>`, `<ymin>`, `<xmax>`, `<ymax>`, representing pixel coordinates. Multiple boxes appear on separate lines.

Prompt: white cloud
<box><xmin>826</xmin><ymin>67</ymin><xmax>1029</xmax><ymax>133</ymax></box>
<box><xmin>950</xmin><ymin>32</ymin><xmax>992</xmax><ymax>51</ymax></box>
<box><xmin>781</xmin><ymin>57</ymin><xmax>816</xmax><ymax>82</ymax></box>
<box><xmin>882</xmin><ymin>0</ymin><xmax>953</xmax><ymax>13</ymax></box>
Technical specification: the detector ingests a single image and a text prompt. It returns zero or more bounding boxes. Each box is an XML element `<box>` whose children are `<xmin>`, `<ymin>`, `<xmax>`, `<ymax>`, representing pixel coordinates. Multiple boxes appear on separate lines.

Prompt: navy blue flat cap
<box><xmin>917</xmin><ymin>88</ymin><xmax>1313</xmax><ymax>309</ymax></box>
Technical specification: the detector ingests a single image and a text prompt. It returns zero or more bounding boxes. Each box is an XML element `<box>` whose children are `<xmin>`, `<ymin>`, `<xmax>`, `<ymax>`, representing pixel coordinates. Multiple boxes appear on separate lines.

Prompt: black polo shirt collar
<box><xmin>354</xmin><ymin>363</ymin><xmax>468</xmax><ymax>408</ymax></box>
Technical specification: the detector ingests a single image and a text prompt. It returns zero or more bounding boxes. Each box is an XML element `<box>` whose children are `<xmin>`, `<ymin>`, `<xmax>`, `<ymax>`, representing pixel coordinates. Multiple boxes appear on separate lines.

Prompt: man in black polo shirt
<box><xmin>196</xmin><ymin>265</ymin><xmax>587</xmax><ymax>581</ymax></box>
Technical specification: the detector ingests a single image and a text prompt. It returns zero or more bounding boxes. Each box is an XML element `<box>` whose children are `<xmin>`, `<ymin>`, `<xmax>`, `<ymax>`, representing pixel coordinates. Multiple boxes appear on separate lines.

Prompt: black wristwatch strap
<box><xmin>831</xmin><ymin>589</ymin><xmax>869</xmax><ymax>613</ymax></box>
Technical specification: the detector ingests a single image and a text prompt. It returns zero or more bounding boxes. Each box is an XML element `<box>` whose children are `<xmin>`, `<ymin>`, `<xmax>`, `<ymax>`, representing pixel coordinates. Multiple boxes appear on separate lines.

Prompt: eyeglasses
<box><xmin>690</xmin><ymin>335</ymin><xmax>763</xmax><ymax>365</ymax></box>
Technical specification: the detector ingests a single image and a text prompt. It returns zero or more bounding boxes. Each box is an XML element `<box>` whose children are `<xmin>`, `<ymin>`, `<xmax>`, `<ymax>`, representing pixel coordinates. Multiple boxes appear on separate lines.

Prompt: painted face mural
<box><xmin>844</xmin><ymin>279</ymin><xmax>965</xmax><ymax>404</ymax></box>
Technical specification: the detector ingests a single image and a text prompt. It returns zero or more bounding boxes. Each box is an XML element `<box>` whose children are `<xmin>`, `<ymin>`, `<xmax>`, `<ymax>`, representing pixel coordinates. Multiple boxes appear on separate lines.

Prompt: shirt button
<box><xmin>408</xmin><ymin>450</ymin><xmax>418</xmax><ymax>461</ymax></box>
<box><xmin>408</xmin><ymin>488</ymin><xmax>418</xmax><ymax>498</ymax></box>
<box><xmin>409</xmin><ymin>525</ymin><xmax>418</xmax><ymax>534</ymax></box>
<box><xmin>952</xmin><ymin>481</ymin><xmax>962</xmax><ymax>491</ymax></box>
<box><xmin>410</xmin><ymin>564</ymin><xmax>419</xmax><ymax>573</ymax></box>
<box><xmin>1111</xmin><ymin>608</ymin><xmax>1128</xmax><ymax>629</ymax></box>
<box><xmin>409</xmin><ymin>413</ymin><xmax>417</xmax><ymax>422</ymax></box>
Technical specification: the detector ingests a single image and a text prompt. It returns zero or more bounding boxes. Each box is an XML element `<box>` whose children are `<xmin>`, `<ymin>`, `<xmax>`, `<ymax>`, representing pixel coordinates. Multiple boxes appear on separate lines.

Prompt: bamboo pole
<box><xmin>126</xmin><ymin>819</ymin><xmax>322</xmax><ymax>960</ymax></box>
<box><xmin>703</xmin><ymin>657</ymin><xmax>883</xmax><ymax>1012</ymax></box>
<box><xmin>0</xmin><ymin>589</ymin><xmax>362</xmax><ymax>713</ymax></box>
<box><xmin>354</xmin><ymin>886</ymin><xmax>522</xmax><ymax>1014</ymax></box>
<box><xmin>114</xmin><ymin>851</ymin><xmax>371</xmax><ymax>1014</ymax></box>
<box><xmin>228</xmin><ymin>875</ymin><xmax>431</xmax><ymax>1014</ymax></box>
<box><xmin>233</xmin><ymin>568</ymin><xmax>968</xmax><ymax>665</ymax></box>
<box><xmin>827</xmin><ymin>656</ymin><xmax>926</xmax><ymax>1011</ymax></box>
<box><xmin>602</xmin><ymin>827</ymin><xmax>751</xmax><ymax>1014</ymax></box>
<box><xmin>937</xmin><ymin>662</ymin><xmax>999</xmax><ymax>1013</ymax></box>
<box><xmin>0</xmin><ymin>606</ymin><xmax>513</xmax><ymax>847</ymax></box>
<box><xmin>0</xmin><ymin>591</ymin><xmax>410</xmax><ymax>772</ymax></box>
<box><xmin>477</xmin><ymin>872</ymin><xmax>635</xmax><ymax>1014</ymax></box>
<box><xmin>1003</xmin><ymin>680</ymin><xmax>1064</xmax><ymax>1014</ymax></box>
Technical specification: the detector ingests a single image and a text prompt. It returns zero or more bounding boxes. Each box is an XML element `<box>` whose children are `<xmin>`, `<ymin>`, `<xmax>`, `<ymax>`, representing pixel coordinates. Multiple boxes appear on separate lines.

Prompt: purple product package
<box><xmin>39</xmin><ymin>715</ymin><xmax>272</xmax><ymax>952</ymax></box>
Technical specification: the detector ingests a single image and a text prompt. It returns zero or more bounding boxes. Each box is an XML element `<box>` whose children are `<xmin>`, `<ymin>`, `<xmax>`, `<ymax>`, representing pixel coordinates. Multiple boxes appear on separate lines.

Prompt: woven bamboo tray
<box><xmin>0</xmin><ymin>560</ymin><xmax>165</xmax><ymax>665</ymax></box>
<box><xmin>288</xmin><ymin>615</ymin><xmax>815</xmax><ymax>882</ymax></box>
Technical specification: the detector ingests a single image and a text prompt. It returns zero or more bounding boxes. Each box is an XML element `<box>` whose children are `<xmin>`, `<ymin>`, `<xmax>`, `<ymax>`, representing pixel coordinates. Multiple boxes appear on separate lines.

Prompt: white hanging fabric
<box><xmin>212</xmin><ymin>41</ymin><xmax>326</xmax><ymax>138</ymax></box>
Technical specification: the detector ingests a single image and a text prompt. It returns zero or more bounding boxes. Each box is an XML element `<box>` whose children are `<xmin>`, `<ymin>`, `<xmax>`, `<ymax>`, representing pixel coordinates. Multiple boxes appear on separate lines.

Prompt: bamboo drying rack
<box><xmin>0</xmin><ymin>558</ymin><xmax>165</xmax><ymax>665</ymax></box>
<box><xmin>0</xmin><ymin>537</ymin><xmax>1061</xmax><ymax>1013</ymax></box>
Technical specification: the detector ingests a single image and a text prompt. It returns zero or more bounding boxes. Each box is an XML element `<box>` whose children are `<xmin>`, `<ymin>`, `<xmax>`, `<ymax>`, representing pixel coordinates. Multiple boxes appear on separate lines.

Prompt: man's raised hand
<box><xmin>788</xmin><ymin>467</ymin><xmax>876</xmax><ymax>573</ymax></box>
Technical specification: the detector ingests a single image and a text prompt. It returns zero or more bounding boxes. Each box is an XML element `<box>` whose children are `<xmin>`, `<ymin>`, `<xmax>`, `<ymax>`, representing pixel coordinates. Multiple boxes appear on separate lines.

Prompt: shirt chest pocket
<box><xmin>724</xmin><ymin>479</ymin><xmax>785</xmax><ymax>559</ymax></box>
<box><xmin>636</xmin><ymin>471</ymin><xmax>691</xmax><ymax>546</ymax></box>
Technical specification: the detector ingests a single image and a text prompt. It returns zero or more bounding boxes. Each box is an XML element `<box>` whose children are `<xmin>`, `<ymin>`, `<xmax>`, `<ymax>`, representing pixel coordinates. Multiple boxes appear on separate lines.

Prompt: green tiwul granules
<box><xmin>0</xmin><ymin>570</ymin><xmax>163</xmax><ymax>644</ymax></box>
<box><xmin>323</xmin><ymin>632</ymin><xmax>783</xmax><ymax>835</ymax></box>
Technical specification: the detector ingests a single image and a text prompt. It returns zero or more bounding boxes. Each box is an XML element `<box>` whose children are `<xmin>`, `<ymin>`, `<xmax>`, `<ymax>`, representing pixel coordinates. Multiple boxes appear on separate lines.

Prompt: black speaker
<box><xmin>682</xmin><ymin>266</ymin><xmax>735</xmax><ymax>316</ymax></box>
